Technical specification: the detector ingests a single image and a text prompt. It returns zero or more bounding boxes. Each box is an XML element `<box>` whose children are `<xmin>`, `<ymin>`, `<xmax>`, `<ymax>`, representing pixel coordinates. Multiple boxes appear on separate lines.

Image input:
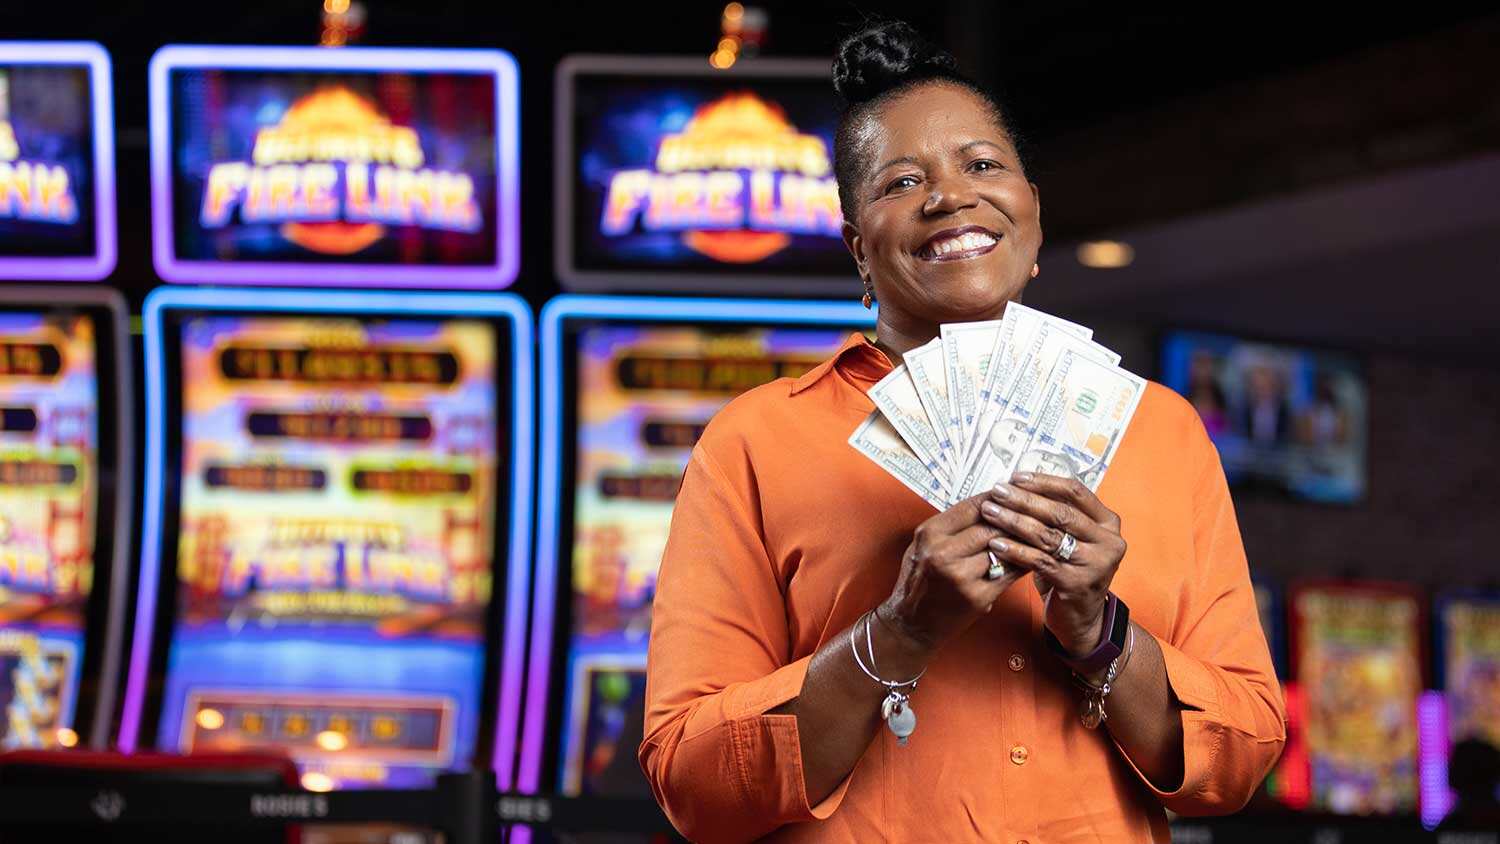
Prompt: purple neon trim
<box><xmin>148</xmin><ymin>45</ymin><xmax>519</xmax><ymax>289</ymax></box>
<box><xmin>0</xmin><ymin>42</ymin><xmax>116</xmax><ymax>281</ymax></box>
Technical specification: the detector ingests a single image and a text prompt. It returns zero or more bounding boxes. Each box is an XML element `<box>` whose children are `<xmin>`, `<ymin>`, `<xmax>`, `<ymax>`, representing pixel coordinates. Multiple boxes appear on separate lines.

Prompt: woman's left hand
<box><xmin>977</xmin><ymin>471</ymin><xmax>1127</xmax><ymax>657</ymax></box>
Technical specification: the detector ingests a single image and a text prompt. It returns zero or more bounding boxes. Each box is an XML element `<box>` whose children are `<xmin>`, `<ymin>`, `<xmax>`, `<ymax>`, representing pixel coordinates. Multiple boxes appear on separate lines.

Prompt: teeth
<box><xmin>925</xmin><ymin>231</ymin><xmax>996</xmax><ymax>257</ymax></box>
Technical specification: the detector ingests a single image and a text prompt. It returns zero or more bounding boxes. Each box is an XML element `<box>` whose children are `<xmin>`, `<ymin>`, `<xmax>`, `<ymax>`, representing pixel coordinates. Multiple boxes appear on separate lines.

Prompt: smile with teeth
<box><xmin>917</xmin><ymin>230</ymin><xmax>1000</xmax><ymax>261</ymax></box>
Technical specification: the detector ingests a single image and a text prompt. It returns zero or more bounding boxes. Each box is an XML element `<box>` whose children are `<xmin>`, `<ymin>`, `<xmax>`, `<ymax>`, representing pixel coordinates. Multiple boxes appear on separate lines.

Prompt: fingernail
<box><xmin>1013</xmin><ymin>472</ymin><xmax>1034</xmax><ymax>483</ymax></box>
<box><xmin>981</xmin><ymin>501</ymin><xmax>1000</xmax><ymax>518</ymax></box>
<box><xmin>992</xmin><ymin>483</ymin><xmax>1011</xmax><ymax>498</ymax></box>
<box><xmin>991</xmin><ymin>539</ymin><xmax>1009</xmax><ymax>553</ymax></box>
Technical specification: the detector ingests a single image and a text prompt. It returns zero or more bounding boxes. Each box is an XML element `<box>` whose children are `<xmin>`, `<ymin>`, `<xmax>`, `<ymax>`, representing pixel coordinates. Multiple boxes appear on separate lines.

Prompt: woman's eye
<box><xmin>885</xmin><ymin>175</ymin><xmax>919</xmax><ymax>194</ymax></box>
<box><xmin>971</xmin><ymin>159</ymin><xmax>1002</xmax><ymax>173</ymax></box>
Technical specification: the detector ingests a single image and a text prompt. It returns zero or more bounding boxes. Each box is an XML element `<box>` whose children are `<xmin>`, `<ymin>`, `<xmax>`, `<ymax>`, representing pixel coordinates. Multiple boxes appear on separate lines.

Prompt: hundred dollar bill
<box><xmin>1014</xmin><ymin>352</ymin><xmax>1145</xmax><ymax>492</ymax></box>
<box><xmin>868</xmin><ymin>364</ymin><xmax>952</xmax><ymax>491</ymax></box>
<box><xmin>941</xmin><ymin>319</ymin><xmax>1002</xmax><ymax>454</ymax></box>
<box><xmin>958</xmin><ymin>327</ymin><xmax>1119</xmax><ymax>499</ymax></box>
<box><xmin>961</xmin><ymin>305</ymin><xmax>1091</xmax><ymax>470</ymax></box>
<box><xmin>903</xmin><ymin>338</ymin><xmax>962</xmax><ymax>478</ymax></box>
<box><xmin>849</xmin><ymin>411</ymin><xmax>947</xmax><ymax>510</ymax></box>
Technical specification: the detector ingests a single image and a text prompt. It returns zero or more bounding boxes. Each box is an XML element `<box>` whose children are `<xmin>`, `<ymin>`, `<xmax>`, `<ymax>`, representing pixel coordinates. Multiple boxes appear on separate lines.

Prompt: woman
<box><xmin>639</xmin><ymin>20</ymin><xmax>1284</xmax><ymax>843</ymax></box>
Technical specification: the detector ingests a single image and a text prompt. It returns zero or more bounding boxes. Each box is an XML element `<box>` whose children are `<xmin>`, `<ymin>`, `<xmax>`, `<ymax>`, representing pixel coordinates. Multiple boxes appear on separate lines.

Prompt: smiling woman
<box><xmin>638</xmin><ymin>18</ymin><xmax>1285</xmax><ymax>844</ymax></box>
<box><xmin>831</xmin><ymin>27</ymin><xmax>1041</xmax><ymax>344</ymax></box>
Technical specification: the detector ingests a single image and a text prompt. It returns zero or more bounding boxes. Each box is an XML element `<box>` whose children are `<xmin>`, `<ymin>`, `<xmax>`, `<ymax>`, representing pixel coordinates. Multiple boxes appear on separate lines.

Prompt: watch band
<box><xmin>1043</xmin><ymin>593</ymin><xmax>1130</xmax><ymax>676</ymax></box>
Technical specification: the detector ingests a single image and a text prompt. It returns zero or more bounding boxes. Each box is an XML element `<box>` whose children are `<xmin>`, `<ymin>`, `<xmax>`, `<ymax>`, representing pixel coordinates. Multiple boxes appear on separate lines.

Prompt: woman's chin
<box><xmin>919</xmin><ymin>278</ymin><xmax>1024</xmax><ymax>321</ymax></box>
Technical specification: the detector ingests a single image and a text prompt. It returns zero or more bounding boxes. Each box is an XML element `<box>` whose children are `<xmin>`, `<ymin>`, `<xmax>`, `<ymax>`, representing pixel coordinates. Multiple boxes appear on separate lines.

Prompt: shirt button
<box><xmin>1008</xmin><ymin>654</ymin><xmax>1026</xmax><ymax>672</ymax></box>
<box><xmin>1010</xmin><ymin>745</ymin><xmax>1029</xmax><ymax>765</ymax></box>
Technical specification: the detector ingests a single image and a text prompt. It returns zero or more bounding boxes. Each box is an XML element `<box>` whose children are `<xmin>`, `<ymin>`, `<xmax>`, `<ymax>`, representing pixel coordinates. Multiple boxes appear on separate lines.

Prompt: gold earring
<box><xmin>1031</xmin><ymin>263</ymin><xmax>1040</xmax><ymax>278</ymax></box>
<box><xmin>861</xmin><ymin>279</ymin><xmax>874</xmax><ymax>309</ymax></box>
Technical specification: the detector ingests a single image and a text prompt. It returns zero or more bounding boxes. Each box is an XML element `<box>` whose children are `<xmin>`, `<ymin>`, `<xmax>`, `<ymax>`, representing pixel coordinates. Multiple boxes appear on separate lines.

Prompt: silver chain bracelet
<box><xmin>849</xmin><ymin>611</ymin><xmax>927</xmax><ymax>745</ymax></box>
<box><xmin>1071</xmin><ymin>624</ymin><xmax>1135</xmax><ymax>729</ymax></box>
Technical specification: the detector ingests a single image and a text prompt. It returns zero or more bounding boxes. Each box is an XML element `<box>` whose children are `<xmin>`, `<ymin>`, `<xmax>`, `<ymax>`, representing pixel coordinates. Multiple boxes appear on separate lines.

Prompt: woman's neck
<box><xmin>872</xmin><ymin>316</ymin><xmax>935</xmax><ymax>364</ymax></box>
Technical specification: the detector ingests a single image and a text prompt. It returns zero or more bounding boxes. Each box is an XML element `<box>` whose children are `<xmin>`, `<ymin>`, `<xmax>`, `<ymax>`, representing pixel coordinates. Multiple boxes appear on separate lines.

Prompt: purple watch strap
<box><xmin>1044</xmin><ymin>593</ymin><xmax>1128</xmax><ymax>675</ymax></box>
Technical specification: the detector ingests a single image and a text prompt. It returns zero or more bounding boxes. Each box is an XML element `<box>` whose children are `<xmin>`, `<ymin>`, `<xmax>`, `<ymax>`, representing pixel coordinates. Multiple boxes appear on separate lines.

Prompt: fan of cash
<box><xmin>849</xmin><ymin>302</ymin><xmax>1147</xmax><ymax>510</ymax></box>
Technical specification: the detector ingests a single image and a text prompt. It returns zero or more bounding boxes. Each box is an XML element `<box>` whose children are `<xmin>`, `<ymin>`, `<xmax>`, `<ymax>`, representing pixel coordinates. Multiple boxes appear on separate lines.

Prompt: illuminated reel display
<box><xmin>523</xmin><ymin>294</ymin><xmax>874</xmax><ymax>798</ymax></box>
<box><xmin>0</xmin><ymin>288</ymin><xmax>133</xmax><ymax>752</ymax></box>
<box><xmin>1290</xmin><ymin>580</ymin><xmax>1425</xmax><ymax>816</ymax></box>
<box><xmin>122</xmin><ymin>287</ymin><xmax>534</xmax><ymax>794</ymax></box>
<box><xmin>555</xmin><ymin>56</ymin><xmax>855</xmax><ymax>294</ymax></box>
<box><xmin>0</xmin><ymin>42</ymin><xmax>116</xmax><ymax>281</ymax></box>
<box><xmin>150</xmin><ymin>45</ymin><xmax>519</xmax><ymax>288</ymax></box>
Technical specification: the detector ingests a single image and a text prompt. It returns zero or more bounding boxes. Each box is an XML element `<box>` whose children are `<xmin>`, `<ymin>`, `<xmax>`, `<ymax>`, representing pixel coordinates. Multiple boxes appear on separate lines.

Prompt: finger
<box><xmin>981</xmin><ymin>497</ymin><xmax>1097</xmax><ymax>555</ymax></box>
<box><xmin>947</xmin><ymin>521</ymin><xmax>1008</xmax><ymax>557</ymax></box>
<box><xmin>924</xmin><ymin>493</ymin><xmax>992</xmax><ymax>535</ymax></box>
<box><xmin>988</xmin><ymin>480</ymin><xmax>1107</xmax><ymax>541</ymax></box>
<box><xmin>1009</xmin><ymin>471</ymin><xmax>1118</xmax><ymax>527</ymax></box>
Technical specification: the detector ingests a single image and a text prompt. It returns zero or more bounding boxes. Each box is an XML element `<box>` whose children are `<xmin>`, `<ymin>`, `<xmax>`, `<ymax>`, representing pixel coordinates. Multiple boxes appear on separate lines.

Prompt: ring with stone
<box><xmin>985</xmin><ymin>550</ymin><xmax>1006</xmax><ymax>580</ymax></box>
<box><xmin>1054</xmin><ymin>532</ymin><xmax>1078</xmax><ymax>561</ymax></box>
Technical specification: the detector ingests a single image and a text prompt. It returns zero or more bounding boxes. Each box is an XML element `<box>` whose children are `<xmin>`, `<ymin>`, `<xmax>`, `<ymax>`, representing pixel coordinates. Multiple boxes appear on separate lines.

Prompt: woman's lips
<box><xmin>915</xmin><ymin>225</ymin><xmax>1002</xmax><ymax>262</ymax></box>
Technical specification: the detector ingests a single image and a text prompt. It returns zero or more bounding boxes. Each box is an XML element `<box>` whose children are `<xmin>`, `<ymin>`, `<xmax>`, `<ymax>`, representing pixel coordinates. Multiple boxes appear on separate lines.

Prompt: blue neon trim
<box><xmin>517</xmin><ymin>294</ymin><xmax>875</xmax><ymax>792</ymax></box>
<box><xmin>120</xmin><ymin>287</ymin><xmax>533</xmax><ymax>795</ymax></box>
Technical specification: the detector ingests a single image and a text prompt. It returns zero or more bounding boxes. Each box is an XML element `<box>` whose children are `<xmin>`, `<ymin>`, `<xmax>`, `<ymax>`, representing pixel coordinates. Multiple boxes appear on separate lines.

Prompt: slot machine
<box><xmin>1288</xmin><ymin>580</ymin><xmax>1426</xmax><ymax>817</ymax></box>
<box><xmin>121</xmin><ymin>288</ymin><xmax>532</xmax><ymax>829</ymax></box>
<box><xmin>0</xmin><ymin>287</ymin><xmax>132</xmax><ymax>752</ymax></box>
<box><xmin>0</xmin><ymin>42</ymin><xmax>130</xmax><ymax>753</ymax></box>
<box><xmin>122</xmin><ymin>43</ymin><xmax>524</xmax><ymax>843</ymax></box>
<box><xmin>523</xmin><ymin>296</ymin><xmax>872</xmax><ymax>815</ymax></box>
<box><xmin>1425</xmin><ymin>592</ymin><xmax>1500</xmax><ymax>827</ymax></box>
<box><xmin>529</xmin><ymin>52</ymin><xmax>870</xmax><ymax>840</ymax></box>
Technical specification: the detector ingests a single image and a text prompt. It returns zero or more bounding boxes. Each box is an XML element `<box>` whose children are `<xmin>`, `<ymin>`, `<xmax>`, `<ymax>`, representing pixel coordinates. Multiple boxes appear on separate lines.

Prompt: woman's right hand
<box><xmin>875</xmin><ymin>492</ymin><xmax>1026</xmax><ymax>650</ymax></box>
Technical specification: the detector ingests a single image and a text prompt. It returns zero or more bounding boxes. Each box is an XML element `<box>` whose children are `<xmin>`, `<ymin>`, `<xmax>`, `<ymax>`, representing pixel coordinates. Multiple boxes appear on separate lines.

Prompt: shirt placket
<box><xmin>997</xmin><ymin>587</ymin><xmax>1043</xmax><ymax>844</ymax></box>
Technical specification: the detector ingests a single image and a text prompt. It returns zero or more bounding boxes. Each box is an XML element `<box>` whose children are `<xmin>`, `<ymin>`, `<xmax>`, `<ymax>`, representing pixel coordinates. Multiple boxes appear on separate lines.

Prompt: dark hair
<box><xmin>831</xmin><ymin>19</ymin><xmax>1023</xmax><ymax>221</ymax></box>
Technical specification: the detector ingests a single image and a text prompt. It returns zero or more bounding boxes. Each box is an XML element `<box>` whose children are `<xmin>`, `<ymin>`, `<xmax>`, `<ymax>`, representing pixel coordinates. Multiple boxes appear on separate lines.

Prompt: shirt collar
<box><xmin>790</xmin><ymin>331</ymin><xmax>892</xmax><ymax>396</ymax></box>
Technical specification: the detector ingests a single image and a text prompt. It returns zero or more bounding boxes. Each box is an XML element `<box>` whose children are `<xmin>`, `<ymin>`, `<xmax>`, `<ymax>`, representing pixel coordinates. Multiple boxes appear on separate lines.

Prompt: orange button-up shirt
<box><xmin>640</xmin><ymin>332</ymin><xmax>1286</xmax><ymax>843</ymax></box>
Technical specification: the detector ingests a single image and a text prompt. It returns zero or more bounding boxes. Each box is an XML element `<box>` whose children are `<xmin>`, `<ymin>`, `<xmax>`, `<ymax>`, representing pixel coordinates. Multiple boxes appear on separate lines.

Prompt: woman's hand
<box><xmin>978</xmin><ymin>471</ymin><xmax>1127</xmax><ymax>657</ymax></box>
<box><xmin>877</xmin><ymin>495</ymin><xmax>1029</xmax><ymax>651</ymax></box>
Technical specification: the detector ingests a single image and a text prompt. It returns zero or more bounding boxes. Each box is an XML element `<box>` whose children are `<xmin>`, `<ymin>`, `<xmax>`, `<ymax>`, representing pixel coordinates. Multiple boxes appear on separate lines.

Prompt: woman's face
<box><xmin>843</xmin><ymin>82</ymin><xmax>1042</xmax><ymax>328</ymax></box>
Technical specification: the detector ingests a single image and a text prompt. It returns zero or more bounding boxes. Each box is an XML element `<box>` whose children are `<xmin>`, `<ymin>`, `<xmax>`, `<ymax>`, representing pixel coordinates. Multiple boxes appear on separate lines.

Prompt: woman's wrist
<box><xmin>871</xmin><ymin>602</ymin><xmax>938</xmax><ymax>670</ymax></box>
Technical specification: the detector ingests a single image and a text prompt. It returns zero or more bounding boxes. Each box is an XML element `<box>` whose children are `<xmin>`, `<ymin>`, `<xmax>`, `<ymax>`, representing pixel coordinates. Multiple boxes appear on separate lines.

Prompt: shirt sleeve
<box><xmin>1115</xmin><ymin>415</ymin><xmax>1288</xmax><ymax>815</ymax></box>
<box><xmin>638</xmin><ymin>439</ymin><xmax>849</xmax><ymax>843</ymax></box>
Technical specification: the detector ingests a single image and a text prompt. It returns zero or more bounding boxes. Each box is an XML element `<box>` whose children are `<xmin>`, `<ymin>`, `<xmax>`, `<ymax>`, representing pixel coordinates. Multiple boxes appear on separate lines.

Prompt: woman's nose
<box><xmin>922</xmin><ymin>175</ymin><xmax>979</xmax><ymax>215</ymax></box>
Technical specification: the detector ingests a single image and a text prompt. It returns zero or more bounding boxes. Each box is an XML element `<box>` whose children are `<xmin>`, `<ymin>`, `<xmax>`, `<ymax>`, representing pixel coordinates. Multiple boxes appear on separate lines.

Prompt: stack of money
<box><xmin>849</xmin><ymin>303</ymin><xmax>1146</xmax><ymax>510</ymax></box>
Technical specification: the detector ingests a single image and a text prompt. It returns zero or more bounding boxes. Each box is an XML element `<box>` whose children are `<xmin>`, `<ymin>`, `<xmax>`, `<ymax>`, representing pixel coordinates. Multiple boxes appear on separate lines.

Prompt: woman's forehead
<box><xmin>865</xmin><ymin>84</ymin><xmax>1010</xmax><ymax>166</ymax></box>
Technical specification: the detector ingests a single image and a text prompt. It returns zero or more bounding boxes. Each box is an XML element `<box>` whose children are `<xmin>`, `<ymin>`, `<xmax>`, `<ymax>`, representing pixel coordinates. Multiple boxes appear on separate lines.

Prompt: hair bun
<box><xmin>832</xmin><ymin>20</ymin><xmax>960</xmax><ymax>106</ymax></box>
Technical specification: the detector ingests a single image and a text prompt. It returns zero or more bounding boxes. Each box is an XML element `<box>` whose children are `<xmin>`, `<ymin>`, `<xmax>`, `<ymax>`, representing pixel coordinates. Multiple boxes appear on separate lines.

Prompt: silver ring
<box><xmin>985</xmin><ymin>550</ymin><xmax>1006</xmax><ymax>580</ymax></box>
<box><xmin>1054</xmin><ymin>532</ymin><xmax>1078</xmax><ymax>561</ymax></box>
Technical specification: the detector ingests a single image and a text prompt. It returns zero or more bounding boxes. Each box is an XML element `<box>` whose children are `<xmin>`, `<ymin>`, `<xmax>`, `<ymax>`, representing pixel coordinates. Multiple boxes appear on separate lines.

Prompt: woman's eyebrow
<box><xmin>957</xmin><ymin>139</ymin><xmax>1003</xmax><ymax>154</ymax></box>
<box><xmin>874</xmin><ymin>154</ymin><xmax>919</xmax><ymax>174</ymax></box>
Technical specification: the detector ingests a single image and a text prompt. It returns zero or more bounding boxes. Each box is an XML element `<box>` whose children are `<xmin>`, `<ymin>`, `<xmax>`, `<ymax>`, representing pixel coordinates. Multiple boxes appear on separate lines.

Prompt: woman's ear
<box><xmin>842</xmin><ymin>219</ymin><xmax>869</xmax><ymax>282</ymax></box>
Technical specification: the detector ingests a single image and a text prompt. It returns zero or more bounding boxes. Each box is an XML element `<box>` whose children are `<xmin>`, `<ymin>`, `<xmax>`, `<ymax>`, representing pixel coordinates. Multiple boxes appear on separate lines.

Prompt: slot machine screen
<box><xmin>1290</xmin><ymin>581</ymin><xmax>1424</xmax><ymax>815</ymax></box>
<box><xmin>1160</xmin><ymin>330</ymin><xmax>1365</xmax><ymax>503</ymax></box>
<box><xmin>125</xmin><ymin>289</ymin><xmax>533</xmax><ymax>794</ymax></box>
<box><xmin>0</xmin><ymin>311</ymin><xmax>97</xmax><ymax>749</ymax></box>
<box><xmin>0</xmin><ymin>289</ymin><xmax>130</xmax><ymax>752</ymax></box>
<box><xmin>1439</xmin><ymin>594</ymin><xmax>1500</xmax><ymax>751</ymax></box>
<box><xmin>150</xmin><ymin>46</ymin><xmax>518</xmax><ymax>288</ymax></box>
<box><xmin>524</xmin><ymin>296</ymin><xmax>872</xmax><ymax>799</ymax></box>
<box><xmin>0</xmin><ymin>42</ymin><xmax>116</xmax><ymax>281</ymax></box>
<box><xmin>556</xmin><ymin>57</ymin><xmax>852</xmax><ymax>294</ymax></box>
